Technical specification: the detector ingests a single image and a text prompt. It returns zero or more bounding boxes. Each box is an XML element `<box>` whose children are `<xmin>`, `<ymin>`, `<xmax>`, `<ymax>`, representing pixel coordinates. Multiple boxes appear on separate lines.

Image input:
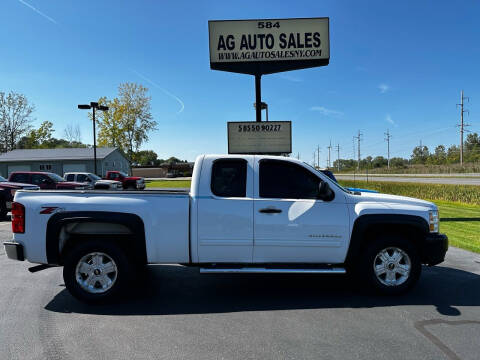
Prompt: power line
<box><xmin>457</xmin><ymin>90</ymin><xmax>470</xmax><ymax>165</ymax></box>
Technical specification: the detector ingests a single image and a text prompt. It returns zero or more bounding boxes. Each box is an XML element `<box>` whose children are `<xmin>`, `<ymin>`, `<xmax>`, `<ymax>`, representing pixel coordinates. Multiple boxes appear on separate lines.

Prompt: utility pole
<box><xmin>352</xmin><ymin>136</ymin><xmax>356</xmax><ymax>164</ymax></box>
<box><xmin>317</xmin><ymin>145</ymin><xmax>321</xmax><ymax>169</ymax></box>
<box><xmin>327</xmin><ymin>140</ymin><xmax>332</xmax><ymax>168</ymax></box>
<box><xmin>457</xmin><ymin>90</ymin><xmax>470</xmax><ymax>165</ymax></box>
<box><xmin>354</xmin><ymin>130</ymin><xmax>362</xmax><ymax>170</ymax></box>
<box><xmin>336</xmin><ymin>144</ymin><xmax>340</xmax><ymax>171</ymax></box>
<box><xmin>384</xmin><ymin>129</ymin><xmax>392</xmax><ymax>169</ymax></box>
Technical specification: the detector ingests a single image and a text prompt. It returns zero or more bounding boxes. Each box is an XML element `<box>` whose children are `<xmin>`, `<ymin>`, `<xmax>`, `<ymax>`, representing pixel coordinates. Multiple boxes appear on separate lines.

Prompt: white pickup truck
<box><xmin>4</xmin><ymin>154</ymin><xmax>448</xmax><ymax>303</ymax></box>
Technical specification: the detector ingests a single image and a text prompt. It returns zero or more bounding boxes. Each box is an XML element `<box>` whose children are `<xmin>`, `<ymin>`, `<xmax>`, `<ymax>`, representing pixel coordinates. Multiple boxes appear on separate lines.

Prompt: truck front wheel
<box><xmin>63</xmin><ymin>240</ymin><xmax>133</xmax><ymax>303</ymax></box>
<box><xmin>360</xmin><ymin>235</ymin><xmax>421</xmax><ymax>295</ymax></box>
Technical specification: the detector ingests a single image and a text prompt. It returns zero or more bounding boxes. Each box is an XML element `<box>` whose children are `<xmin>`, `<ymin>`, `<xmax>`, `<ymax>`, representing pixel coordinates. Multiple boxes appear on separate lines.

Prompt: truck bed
<box><xmin>13</xmin><ymin>189</ymin><xmax>192</xmax><ymax>264</ymax></box>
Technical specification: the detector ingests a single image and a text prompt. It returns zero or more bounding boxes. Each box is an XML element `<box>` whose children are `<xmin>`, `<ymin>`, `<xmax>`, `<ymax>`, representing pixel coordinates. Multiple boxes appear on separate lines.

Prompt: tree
<box><xmin>390</xmin><ymin>157</ymin><xmax>408</xmax><ymax>168</ymax></box>
<box><xmin>411</xmin><ymin>145</ymin><xmax>430</xmax><ymax>164</ymax></box>
<box><xmin>64</xmin><ymin>123</ymin><xmax>81</xmax><ymax>144</ymax></box>
<box><xmin>96</xmin><ymin>97</ymin><xmax>127</xmax><ymax>149</ymax></box>
<box><xmin>17</xmin><ymin>121</ymin><xmax>54</xmax><ymax>148</ymax></box>
<box><xmin>465</xmin><ymin>133</ymin><xmax>480</xmax><ymax>151</ymax></box>
<box><xmin>17</xmin><ymin>121</ymin><xmax>88</xmax><ymax>149</ymax></box>
<box><xmin>134</xmin><ymin>150</ymin><xmax>158</xmax><ymax>165</ymax></box>
<box><xmin>372</xmin><ymin>156</ymin><xmax>388</xmax><ymax>168</ymax></box>
<box><xmin>0</xmin><ymin>91</ymin><xmax>35</xmax><ymax>152</ymax></box>
<box><xmin>433</xmin><ymin>145</ymin><xmax>447</xmax><ymax>164</ymax></box>
<box><xmin>447</xmin><ymin>145</ymin><xmax>460</xmax><ymax>163</ymax></box>
<box><xmin>96</xmin><ymin>83</ymin><xmax>157</xmax><ymax>160</ymax></box>
<box><xmin>118</xmin><ymin>83</ymin><xmax>157</xmax><ymax>159</ymax></box>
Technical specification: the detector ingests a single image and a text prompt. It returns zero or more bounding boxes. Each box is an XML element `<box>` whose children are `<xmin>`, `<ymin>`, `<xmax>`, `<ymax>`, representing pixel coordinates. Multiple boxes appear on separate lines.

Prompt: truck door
<box><xmin>253</xmin><ymin>158</ymin><xmax>349</xmax><ymax>264</ymax></box>
<box><xmin>196</xmin><ymin>157</ymin><xmax>254</xmax><ymax>263</ymax></box>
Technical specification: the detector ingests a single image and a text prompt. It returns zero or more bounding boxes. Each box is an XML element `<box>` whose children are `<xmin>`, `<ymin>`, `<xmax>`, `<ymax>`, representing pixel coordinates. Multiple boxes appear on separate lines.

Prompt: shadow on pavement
<box><xmin>45</xmin><ymin>264</ymin><xmax>480</xmax><ymax>317</ymax></box>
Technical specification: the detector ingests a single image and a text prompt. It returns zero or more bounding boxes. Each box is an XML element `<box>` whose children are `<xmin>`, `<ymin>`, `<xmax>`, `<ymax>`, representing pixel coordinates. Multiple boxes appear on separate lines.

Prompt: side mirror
<box><xmin>318</xmin><ymin>181</ymin><xmax>335</xmax><ymax>201</ymax></box>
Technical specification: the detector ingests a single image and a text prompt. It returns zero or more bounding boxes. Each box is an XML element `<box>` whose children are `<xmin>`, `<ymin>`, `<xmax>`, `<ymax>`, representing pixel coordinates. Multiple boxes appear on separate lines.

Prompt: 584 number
<box><xmin>257</xmin><ymin>21</ymin><xmax>280</xmax><ymax>29</ymax></box>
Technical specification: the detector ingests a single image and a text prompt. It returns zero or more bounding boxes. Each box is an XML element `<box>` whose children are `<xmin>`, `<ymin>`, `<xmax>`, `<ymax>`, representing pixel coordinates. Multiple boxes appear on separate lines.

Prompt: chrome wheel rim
<box><xmin>373</xmin><ymin>247</ymin><xmax>411</xmax><ymax>287</ymax></box>
<box><xmin>75</xmin><ymin>252</ymin><xmax>118</xmax><ymax>294</ymax></box>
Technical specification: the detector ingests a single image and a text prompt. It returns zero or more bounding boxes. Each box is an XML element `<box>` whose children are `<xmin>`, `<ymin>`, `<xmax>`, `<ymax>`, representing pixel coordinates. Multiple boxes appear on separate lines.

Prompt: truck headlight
<box><xmin>429</xmin><ymin>210</ymin><xmax>439</xmax><ymax>233</ymax></box>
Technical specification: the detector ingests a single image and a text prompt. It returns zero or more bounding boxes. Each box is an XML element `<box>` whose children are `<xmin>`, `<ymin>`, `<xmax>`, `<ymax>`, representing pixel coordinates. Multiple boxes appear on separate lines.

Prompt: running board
<box><xmin>200</xmin><ymin>267</ymin><xmax>346</xmax><ymax>274</ymax></box>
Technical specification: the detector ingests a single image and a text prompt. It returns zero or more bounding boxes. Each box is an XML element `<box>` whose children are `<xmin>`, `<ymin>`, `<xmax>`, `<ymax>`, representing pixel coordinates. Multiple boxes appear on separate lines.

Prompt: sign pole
<box><xmin>255</xmin><ymin>74</ymin><xmax>262</xmax><ymax>122</ymax></box>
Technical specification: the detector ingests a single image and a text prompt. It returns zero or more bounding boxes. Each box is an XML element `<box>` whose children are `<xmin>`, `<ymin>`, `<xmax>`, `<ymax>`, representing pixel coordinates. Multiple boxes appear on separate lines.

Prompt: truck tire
<box><xmin>63</xmin><ymin>240</ymin><xmax>133</xmax><ymax>304</ymax></box>
<box><xmin>359</xmin><ymin>234</ymin><xmax>421</xmax><ymax>295</ymax></box>
<box><xmin>0</xmin><ymin>199</ymin><xmax>7</xmax><ymax>220</ymax></box>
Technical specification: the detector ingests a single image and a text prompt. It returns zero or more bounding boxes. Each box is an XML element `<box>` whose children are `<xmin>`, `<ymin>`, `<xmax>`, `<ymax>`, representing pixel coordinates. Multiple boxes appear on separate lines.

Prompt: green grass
<box><xmin>146</xmin><ymin>180</ymin><xmax>191</xmax><ymax>188</ymax></box>
<box><xmin>434</xmin><ymin>200</ymin><xmax>480</xmax><ymax>254</ymax></box>
<box><xmin>339</xmin><ymin>180</ymin><xmax>480</xmax><ymax>205</ymax></box>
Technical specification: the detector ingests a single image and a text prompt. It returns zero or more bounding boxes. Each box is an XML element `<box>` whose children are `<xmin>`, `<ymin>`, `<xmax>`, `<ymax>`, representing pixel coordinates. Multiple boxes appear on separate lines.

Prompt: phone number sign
<box><xmin>228</xmin><ymin>121</ymin><xmax>292</xmax><ymax>154</ymax></box>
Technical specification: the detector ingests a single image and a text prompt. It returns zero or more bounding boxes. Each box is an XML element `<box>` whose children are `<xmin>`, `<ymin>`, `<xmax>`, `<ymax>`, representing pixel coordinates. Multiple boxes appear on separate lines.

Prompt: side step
<box><xmin>200</xmin><ymin>267</ymin><xmax>346</xmax><ymax>274</ymax></box>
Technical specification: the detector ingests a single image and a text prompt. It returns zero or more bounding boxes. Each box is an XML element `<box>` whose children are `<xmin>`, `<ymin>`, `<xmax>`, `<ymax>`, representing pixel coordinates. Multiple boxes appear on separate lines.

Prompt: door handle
<box><xmin>259</xmin><ymin>208</ymin><xmax>282</xmax><ymax>214</ymax></box>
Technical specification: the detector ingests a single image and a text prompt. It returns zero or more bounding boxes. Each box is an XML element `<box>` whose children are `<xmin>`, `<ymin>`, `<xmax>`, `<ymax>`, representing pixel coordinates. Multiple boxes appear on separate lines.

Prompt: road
<box><xmin>336</xmin><ymin>174</ymin><xmax>480</xmax><ymax>185</ymax></box>
<box><xmin>1</xmin><ymin>219</ymin><xmax>479</xmax><ymax>360</ymax></box>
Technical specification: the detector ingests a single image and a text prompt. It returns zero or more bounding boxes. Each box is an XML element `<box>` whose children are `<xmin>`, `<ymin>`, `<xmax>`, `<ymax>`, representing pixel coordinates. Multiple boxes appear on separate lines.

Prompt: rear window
<box><xmin>10</xmin><ymin>173</ymin><xmax>29</xmax><ymax>183</ymax></box>
<box><xmin>211</xmin><ymin>159</ymin><xmax>247</xmax><ymax>198</ymax></box>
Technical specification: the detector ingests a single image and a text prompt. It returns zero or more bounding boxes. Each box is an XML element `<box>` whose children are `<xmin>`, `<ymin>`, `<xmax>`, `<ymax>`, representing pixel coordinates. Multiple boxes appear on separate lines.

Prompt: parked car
<box><xmin>8</xmin><ymin>172</ymin><xmax>92</xmax><ymax>190</ymax></box>
<box><xmin>4</xmin><ymin>154</ymin><xmax>447</xmax><ymax>303</ymax></box>
<box><xmin>0</xmin><ymin>175</ymin><xmax>39</xmax><ymax>219</ymax></box>
<box><xmin>104</xmin><ymin>171</ymin><xmax>145</xmax><ymax>190</ymax></box>
<box><xmin>319</xmin><ymin>169</ymin><xmax>378</xmax><ymax>193</ymax></box>
<box><xmin>64</xmin><ymin>172</ymin><xmax>122</xmax><ymax>190</ymax></box>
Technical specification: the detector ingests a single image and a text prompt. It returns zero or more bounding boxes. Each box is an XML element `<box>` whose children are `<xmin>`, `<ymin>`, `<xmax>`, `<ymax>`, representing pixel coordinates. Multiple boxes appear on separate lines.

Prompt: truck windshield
<box><xmin>303</xmin><ymin>163</ymin><xmax>350</xmax><ymax>194</ymax></box>
<box><xmin>48</xmin><ymin>173</ymin><xmax>65</xmax><ymax>183</ymax></box>
<box><xmin>90</xmin><ymin>174</ymin><xmax>101</xmax><ymax>181</ymax></box>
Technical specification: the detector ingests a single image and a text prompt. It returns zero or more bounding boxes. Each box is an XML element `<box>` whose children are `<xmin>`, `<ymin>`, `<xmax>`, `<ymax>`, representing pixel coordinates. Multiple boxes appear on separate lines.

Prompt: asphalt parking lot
<box><xmin>1</xmin><ymin>219</ymin><xmax>479</xmax><ymax>360</ymax></box>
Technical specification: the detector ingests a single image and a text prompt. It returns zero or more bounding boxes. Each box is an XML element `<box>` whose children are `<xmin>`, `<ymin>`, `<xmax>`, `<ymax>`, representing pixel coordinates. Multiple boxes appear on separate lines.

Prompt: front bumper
<box><xmin>137</xmin><ymin>183</ymin><xmax>145</xmax><ymax>190</ymax></box>
<box><xmin>422</xmin><ymin>233</ymin><xmax>448</xmax><ymax>266</ymax></box>
<box><xmin>3</xmin><ymin>242</ymin><xmax>24</xmax><ymax>261</ymax></box>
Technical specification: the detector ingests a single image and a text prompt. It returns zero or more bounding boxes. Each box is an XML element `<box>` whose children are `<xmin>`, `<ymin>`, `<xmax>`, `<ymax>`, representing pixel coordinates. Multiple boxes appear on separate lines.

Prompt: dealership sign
<box><xmin>228</xmin><ymin>121</ymin><xmax>292</xmax><ymax>154</ymax></box>
<box><xmin>209</xmin><ymin>18</ymin><xmax>329</xmax><ymax>75</ymax></box>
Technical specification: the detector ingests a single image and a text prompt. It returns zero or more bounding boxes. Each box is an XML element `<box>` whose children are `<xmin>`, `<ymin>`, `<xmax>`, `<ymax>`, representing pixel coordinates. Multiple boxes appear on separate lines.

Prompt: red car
<box><xmin>8</xmin><ymin>172</ymin><xmax>92</xmax><ymax>190</ymax></box>
<box><xmin>104</xmin><ymin>171</ymin><xmax>145</xmax><ymax>190</ymax></box>
<box><xmin>0</xmin><ymin>175</ymin><xmax>39</xmax><ymax>219</ymax></box>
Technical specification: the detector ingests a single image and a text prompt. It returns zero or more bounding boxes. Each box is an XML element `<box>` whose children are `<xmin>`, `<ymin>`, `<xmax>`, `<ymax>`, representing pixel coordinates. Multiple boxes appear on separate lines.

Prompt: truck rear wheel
<box><xmin>0</xmin><ymin>199</ymin><xmax>7</xmax><ymax>220</ymax></box>
<box><xmin>360</xmin><ymin>235</ymin><xmax>421</xmax><ymax>295</ymax></box>
<box><xmin>63</xmin><ymin>240</ymin><xmax>133</xmax><ymax>303</ymax></box>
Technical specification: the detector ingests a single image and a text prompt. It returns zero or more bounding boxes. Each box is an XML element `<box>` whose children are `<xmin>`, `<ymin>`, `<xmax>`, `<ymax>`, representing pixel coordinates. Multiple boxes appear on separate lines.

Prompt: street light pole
<box><xmin>78</xmin><ymin>102</ymin><xmax>109</xmax><ymax>176</ymax></box>
<box><xmin>92</xmin><ymin>104</ymin><xmax>97</xmax><ymax>175</ymax></box>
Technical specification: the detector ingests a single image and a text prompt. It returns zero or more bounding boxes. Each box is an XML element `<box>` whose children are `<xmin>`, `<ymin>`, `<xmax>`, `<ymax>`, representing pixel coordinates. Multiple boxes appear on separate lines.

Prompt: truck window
<box><xmin>77</xmin><ymin>174</ymin><xmax>89</xmax><ymax>182</ymax></box>
<box><xmin>10</xmin><ymin>173</ymin><xmax>29</xmax><ymax>183</ymax></box>
<box><xmin>65</xmin><ymin>174</ymin><xmax>75</xmax><ymax>182</ymax></box>
<box><xmin>31</xmin><ymin>174</ymin><xmax>47</xmax><ymax>185</ymax></box>
<box><xmin>259</xmin><ymin>160</ymin><xmax>320</xmax><ymax>199</ymax></box>
<box><xmin>211</xmin><ymin>159</ymin><xmax>247</xmax><ymax>197</ymax></box>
